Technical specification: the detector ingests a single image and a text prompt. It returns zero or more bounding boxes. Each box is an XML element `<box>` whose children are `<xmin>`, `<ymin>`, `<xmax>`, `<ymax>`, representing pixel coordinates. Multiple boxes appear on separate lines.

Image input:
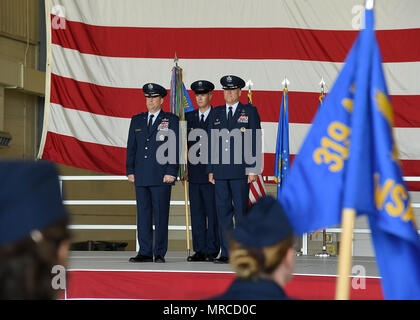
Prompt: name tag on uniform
<box><xmin>135</xmin><ymin>128</ymin><xmax>142</xmax><ymax>132</ymax></box>
<box><xmin>158</xmin><ymin>121</ymin><xmax>169</xmax><ymax>131</ymax></box>
<box><xmin>238</xmin><ymin>115</ymin><xmax>248</xmax><ymax>123</ymax></box>
<box><xmin>214</xmin><ymin>120</ymin><xmax>221</xmax><ymax>125</ymax></box>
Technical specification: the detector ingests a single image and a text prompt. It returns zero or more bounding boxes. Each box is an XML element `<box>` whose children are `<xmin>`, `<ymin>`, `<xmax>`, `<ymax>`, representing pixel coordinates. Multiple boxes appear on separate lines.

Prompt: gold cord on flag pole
<box><xmin>335</xmin><ymin>208</ymin><xmax>356</xmax><ymax>300</ymax></box>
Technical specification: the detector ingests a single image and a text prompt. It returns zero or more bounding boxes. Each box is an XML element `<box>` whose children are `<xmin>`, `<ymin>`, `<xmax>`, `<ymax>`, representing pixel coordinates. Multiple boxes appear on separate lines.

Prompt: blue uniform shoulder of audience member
<box><xmin>0</xmin><ymin>160</ymin><xmax>70</xmax><ymax>300</ymax></box>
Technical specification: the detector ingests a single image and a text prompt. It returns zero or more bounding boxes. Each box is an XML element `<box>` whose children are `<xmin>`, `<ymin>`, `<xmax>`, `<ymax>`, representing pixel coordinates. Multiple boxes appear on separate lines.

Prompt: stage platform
<box><xmin>64</xmin><ymin>251</ymin><xmax>383</xmax><ymax>300</ymax></box>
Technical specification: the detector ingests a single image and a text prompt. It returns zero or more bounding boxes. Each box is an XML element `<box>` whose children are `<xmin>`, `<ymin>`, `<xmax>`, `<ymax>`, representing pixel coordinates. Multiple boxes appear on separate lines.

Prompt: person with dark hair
<box><xmin>213</xmin><ymin>196</ymin><xmax>295</xmax><ymax>300</ymax></box>
<box><xmin>0</xmin><ymin>161</ymin><xmax>70</xmax><ymax>300</ymax></box>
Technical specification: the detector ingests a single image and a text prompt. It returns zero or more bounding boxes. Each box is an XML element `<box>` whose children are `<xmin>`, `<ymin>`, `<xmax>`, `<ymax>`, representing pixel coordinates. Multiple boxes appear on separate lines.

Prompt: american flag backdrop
<box><xmin>39</xmin><ymin>0</ymin><xmax>420</xmax><ymax>191</ymax></box>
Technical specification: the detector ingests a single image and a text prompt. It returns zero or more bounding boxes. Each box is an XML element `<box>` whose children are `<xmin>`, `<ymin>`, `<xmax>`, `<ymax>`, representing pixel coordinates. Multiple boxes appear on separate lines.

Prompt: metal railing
<box><xmin>61</xmin><ymin>175</ymin><xmax>420</xmax><ymax>255</ymax></box>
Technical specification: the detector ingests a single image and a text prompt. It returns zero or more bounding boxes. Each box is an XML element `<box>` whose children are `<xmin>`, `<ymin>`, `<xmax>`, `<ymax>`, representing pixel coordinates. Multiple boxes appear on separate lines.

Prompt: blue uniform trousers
<box><xmin>135</xmin><ymin>185</ymin><xmax>172</xmax><ymax>257</ymax></box>
<box><xmin>189</xmin><ymin>182</ymin><xmax>220</xmax><ymax>255</ymax></box>
<box><xmin>214</xmin><ymin>178</ymin><xmax>250</xmax><ymax>257</ymax></box>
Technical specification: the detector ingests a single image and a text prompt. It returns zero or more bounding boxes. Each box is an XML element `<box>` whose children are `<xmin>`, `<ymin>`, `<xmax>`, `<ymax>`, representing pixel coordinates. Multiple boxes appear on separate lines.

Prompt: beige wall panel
<box><xmin>0</xmin><ymin>89</ymin><xmax>37</xmax><ymax>158</ymax></box>
<box><xmin>56</xmin><ymin>163</ymin><xmax>107</xmax><ymax>176</ymax></box>
<box><xmin>63</xmin><ymin>180</ymin><xmax>136</xmax><ymax>200</ymax></box>
<box><xmin>69</xmin><ymin>212</ymin><xmax>136</xmax><ymax>225</ymax></box>
<box><xmin>0</xmin><ymin>0</ymin><xmax>39</xmax><ymax>44</ymax></box>
<box><xmin>67</xmin><ymin>205</ymin><xmax>137</xmax><ymax>216</ymax></box>
<box><xmin>57</xmin><ymin>165</ymin><xmax>278</xmax><ymax>251</ymax></box>
<box><xmin>0</xmin><ymin>37</ymin><xmax>38</xmax><ymax>68</ymax></box>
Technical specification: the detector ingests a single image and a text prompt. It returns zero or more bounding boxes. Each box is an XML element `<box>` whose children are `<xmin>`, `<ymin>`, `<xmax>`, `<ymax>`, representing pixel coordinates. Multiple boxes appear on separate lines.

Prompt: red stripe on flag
<box><xmin>42</xmin><ymin>132</ymin><xmax>126</xmax><ymax>175</ymax></box>
<box><xmin>51</xmin><ymin>15</ymin><xmax>420</xmax><ymax>63</ymax></box>
<box><xmin>42</xmin><ymin>132</ymin><xmax>420</xmax><ymax>190</ymax></box>
<box><xmin>256</xmin><ymin>175</ymin><xmax>267</xmax><ymax>196</ymax></box>
<box><xmin>50</xmin><ymin>74</ymin><xmax>146</xmax><ymax>118</ymax></box>
<box><xmin>249</xmin><ymin>182</ymin><xmax>260</xmax><ymax>205</ymax></box>
<box><xmin>264</xmin><ymin>153</ymin><xmax>420</xmax><ymax>191</ymax></box>
<box><xmin>401</xmin><ymin>160</ymin><xmax>420</xmax><ymax>191</ymax></box>
<box><xmin>50</xmin><ymin>74</ymin><xmax>420</xmax><ymax>127</ymax></box>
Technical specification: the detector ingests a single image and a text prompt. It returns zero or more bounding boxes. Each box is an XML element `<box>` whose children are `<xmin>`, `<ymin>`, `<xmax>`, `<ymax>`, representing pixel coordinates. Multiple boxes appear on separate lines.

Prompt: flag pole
<box><xmin>174</xmin><ymin>52</ymin><xmax>179</xmax><ymax>68</ymax></box>
<box><xmin>319</xmin><ymin>77</ymin><xmax>326</xmax><ymax>97</ymax></box>
<box><xmin>184</xmin><ymin>156</ymin><xmax>191</xmax><ymax>257</ymax></box>
<box><xmin>335</xmin><ymin>0</ymin><xmax>374</xmax><ymax>300</ymax></box>
<box><xmin>315</xmin><ymin>77</ymin><xmax>330</xmax><ymax>258</ymax></box>
<box><xmin>183</xmin><ymin>141</ymin><xmax>191</xmax><ymax>258</ymax></box>
<box><xmin>277</xmin><ymin>76</ymin><xmax>290</xmax><ymax>200</ymax></box>
<box><xmin>174</xmin><ymin>54</ymin><xmax>191</xmax><ymax>257</ymax></box>
<box><xmin>335</xmin><ymin>208</ymin><xmax>356</xmax><ymax>299</ymax></box>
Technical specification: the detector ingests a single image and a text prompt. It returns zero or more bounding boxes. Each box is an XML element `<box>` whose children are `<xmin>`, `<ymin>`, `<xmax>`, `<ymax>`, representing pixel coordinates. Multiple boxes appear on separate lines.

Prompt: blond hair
<box><xmin>229</xmin><ymin>234</ymin><xmax>294</xmax><ymax>279</ymax></box>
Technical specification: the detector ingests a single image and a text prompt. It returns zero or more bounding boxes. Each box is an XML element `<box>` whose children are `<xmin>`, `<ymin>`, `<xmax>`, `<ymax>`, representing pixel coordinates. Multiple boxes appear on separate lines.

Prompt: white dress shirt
<box><xmin>226</xmin><ymin>102</ymin><xmax>239</xmax><ymax>118</ymax></box>
<box><xmin>199</xmin><ymin>107</ymin><xmax>211</xmax><ymax>122</ymax></box>
<box><xmin>147</xmin><ymin>109</ymin><xmax>161</xmax><ymax>125</ymax></box>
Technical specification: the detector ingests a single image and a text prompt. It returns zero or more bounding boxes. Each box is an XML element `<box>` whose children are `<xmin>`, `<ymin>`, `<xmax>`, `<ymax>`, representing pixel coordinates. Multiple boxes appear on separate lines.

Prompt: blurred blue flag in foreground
<box><xmin>274</xmin><ymin>89</ymin><xmax>290</xmax><ymax>199</ymax></box>
<box><xmin>279</xmin><ymin>8</ymin><xmax>420</xmax><ymax>299</ymax></box>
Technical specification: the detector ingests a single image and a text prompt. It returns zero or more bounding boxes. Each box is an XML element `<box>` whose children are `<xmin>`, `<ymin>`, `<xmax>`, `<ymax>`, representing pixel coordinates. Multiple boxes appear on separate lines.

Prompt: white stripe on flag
<box><xmin>48</xmin><ymin>103</ymin><xmax>130</xmax><ymax>147</ymax></box>
<box><xmin>258</xmin><ymin>175</ymin><xmax>267</xmax><ymax>193</ymax></box>
<box><xmin>249</xmin><ymin>190</ymin><xmax>257</xmax><ymax>204</ymax></box>
<box><xmin>51</xmin><ymin>0</ymin><xmax>420</xmax><ymax>30</ymax></box>
<box><xmin>252</xmin><ymin>180</ymin><xmax>263</xmax><ymax>198</ymax></box>
<box><xmin>47</xmin><ymin>104</ymin><xmax>420</xmax><ymax>159</ymax></box>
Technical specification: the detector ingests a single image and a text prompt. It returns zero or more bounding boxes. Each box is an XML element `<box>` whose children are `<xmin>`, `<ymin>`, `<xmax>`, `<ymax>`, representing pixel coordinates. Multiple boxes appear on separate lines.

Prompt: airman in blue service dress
<box><xmin>126</xmin><ymin>83</ymin><xmax>179</xmax><ymax>263</ymax></box>
<box><xmin>185</xmin><ymin>80</ymin><xmax>220</xmax><ymax>262</ymax></box>
<box><xmin>206</xmin><ymin>75</ymin><xmax>262</xmax><ymax>263</ymax></box>
<box><xmin>213</xmin><ymin>196</ymin><xmax>295</xmax><ymax>300</ymax></box>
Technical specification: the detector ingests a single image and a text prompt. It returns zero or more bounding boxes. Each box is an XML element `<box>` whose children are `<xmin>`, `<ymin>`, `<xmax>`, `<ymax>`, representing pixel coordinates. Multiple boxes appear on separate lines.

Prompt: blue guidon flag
<box><xmin>182</xmin><ymin>83</ymin><xmax>195</xmax><ymax>113</ymax></box>
<box><xmin>274</xmin><ymin>88</ymin><xmax>290</xmax><ymax>199</ymax></box>
<box><xmin>279</xmin><ymin>7</ymin><xmax>420</xmax><ymax>299</ymax></box>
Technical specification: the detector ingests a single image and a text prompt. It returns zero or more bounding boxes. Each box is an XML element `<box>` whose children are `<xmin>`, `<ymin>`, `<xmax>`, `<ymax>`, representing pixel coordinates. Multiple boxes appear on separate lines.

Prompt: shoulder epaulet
<box><xmin>185</xmin><ymin>109</ymin><xmax>196</xmax><ymax>118</ymax></box>
<box><xmin>246</xmin><ymin>103</ymin><xmax>258</xmax><ymax>109</ymax></box>
<box><xmin>132</xmin><ymin>112</ymin><xmax>145</xmax><ymax>119</ymax></box>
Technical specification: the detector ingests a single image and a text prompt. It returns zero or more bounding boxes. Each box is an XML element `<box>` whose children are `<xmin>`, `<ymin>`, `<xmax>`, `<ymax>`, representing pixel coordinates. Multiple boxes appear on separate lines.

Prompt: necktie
<box><xmin>200</xmin><ymin>114</ymin><xmax>205</xmax><ymax>127</ymax></box>
<box><xmin>228</xmin><ymin>106</ymin><xmax>233</xmax><ymax>129</ymax></box>
<box><xmin>147</xmin><ymin>114</ymin><xmax>154</xmax><ymax>134</ymax></box>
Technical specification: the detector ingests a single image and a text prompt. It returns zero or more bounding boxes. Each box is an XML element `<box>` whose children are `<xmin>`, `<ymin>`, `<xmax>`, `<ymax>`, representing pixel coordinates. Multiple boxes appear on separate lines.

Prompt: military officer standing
<box><xmin>126</xmin><ymin>83</ymin><xmax>179</xmax><ymax>263</ymax></box>
<box><xmin>207</xmin><ymin>75</ymin><xmax>262</xmax><ymax>264</ymax></box>
<box><xmin>184</xmin><ymin>80</ymin><xmax>220</xmax><ymax>262</ymax></box>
